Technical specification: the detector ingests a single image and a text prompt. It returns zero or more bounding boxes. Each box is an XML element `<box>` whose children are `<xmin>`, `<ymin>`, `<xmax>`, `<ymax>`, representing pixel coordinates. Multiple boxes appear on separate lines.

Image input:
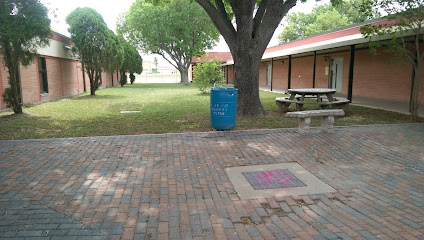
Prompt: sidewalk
<box><xmin>260</xmin><ymin>87</ymin><xmax>424</xmax><ymax>116</ymax></box>
<box><xmin>0</xmin><ymin>124</ymin><xmax>423</xmax><ymax>239</ymax></box>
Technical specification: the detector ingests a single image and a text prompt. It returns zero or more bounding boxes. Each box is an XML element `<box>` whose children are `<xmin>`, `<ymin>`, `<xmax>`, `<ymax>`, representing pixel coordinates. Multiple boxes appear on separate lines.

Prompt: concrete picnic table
<box><xmin>275</xmin><ymin>88</ymin><xmax>350</xmax><ymax>112</ymax></box>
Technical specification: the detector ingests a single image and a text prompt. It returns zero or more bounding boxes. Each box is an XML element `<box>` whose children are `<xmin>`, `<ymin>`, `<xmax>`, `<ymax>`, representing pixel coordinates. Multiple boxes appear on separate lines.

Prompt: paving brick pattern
<box><xmin>0</xmin><ymin>123</ymin><xmax>423</xmax><ymax>239</ymax></box>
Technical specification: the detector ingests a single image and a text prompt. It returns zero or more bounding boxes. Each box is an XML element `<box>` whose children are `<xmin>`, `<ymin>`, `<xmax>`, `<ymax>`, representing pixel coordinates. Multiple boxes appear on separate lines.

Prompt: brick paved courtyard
<box><xmin>0</xmin><ymin>124</ymin><xmax>423</xmax><ymax>240</ymax></box>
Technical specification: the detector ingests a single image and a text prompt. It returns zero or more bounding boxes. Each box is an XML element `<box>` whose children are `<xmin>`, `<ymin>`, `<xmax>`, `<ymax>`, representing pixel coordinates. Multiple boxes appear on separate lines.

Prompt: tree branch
<box><xmin>214</xmin><ymin>0</ymin><xmax>229</xmax><ymax>22</ymax></box>
<box><xmin>157</xmin><ymin>51</ymin><xmax>179</xmax><ymax>69</ymax></box>
<box><xmin>255</xmin><ymin>0</ymin><xmax>297</xmax><ymax>52</ymax></box>
<box><xmin>253</xmin><ymin>0</ymin><xmax>268</xmax><ymax>34</ymax></box>
<box><xmin>194</xmin><ymin>0</ymin><xmax>236</xmax><ymax>48</ymax></box>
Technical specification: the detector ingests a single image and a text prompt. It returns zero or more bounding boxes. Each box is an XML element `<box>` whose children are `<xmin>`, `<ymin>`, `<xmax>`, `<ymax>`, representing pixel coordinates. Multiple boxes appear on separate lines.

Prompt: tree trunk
<box><xmin>411</xmin><ymin>61</ymin><xmax>422</xmax><ymax>122</ymax></box>
<box><xmin>88</xmin><ymin>70</ymin><xmax>96</xmax><ymax>96</ymax></box>
<box><xmin>90</xmin><ymin>81</ymin><xmax>96</xmax><ymax>95</ymax></box>
<box><xmin>8</xmin><ymin>64</ymin><xmax>23</xmax><ymax>114</ymax></box>
<box><xmin>3</xmin><ymin>45</ymin><xmax>23</xmax><ymax>114</ymax></box>
<box><xmin>233</xmin><ymin>49</ymin><xmax>265</xmax><ymax>116</ymax></box>
<box><xmin>82</xmin><ymin>63</ymin><xmax>87</xmax><ymax>92</ymax></box>
<box><xmin>111</xmin><ymin>72</ymin><xmax>114</xmax><ymax>86</ymax></box>
<box><xmin>180</xmin><ymin>67</ymin><xmax>190</xmax><ymax>85</ymax></box>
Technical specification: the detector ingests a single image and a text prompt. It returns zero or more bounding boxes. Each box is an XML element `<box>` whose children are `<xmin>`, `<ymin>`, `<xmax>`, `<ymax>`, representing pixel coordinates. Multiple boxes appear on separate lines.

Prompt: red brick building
<box><xmin>0</xmin><ymin>32</ymin><xmax>120</xmax><ymax>109</ymax></box>
<box><xmin>194</xmin><ymin>18</ymin><xmax>424</xmax><ymax>114</ymax></box>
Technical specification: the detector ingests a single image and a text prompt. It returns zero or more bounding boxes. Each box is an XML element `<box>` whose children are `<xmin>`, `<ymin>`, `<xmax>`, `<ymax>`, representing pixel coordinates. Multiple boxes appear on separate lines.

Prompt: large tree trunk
<box><xmin>411</xmin><ymin>61</ymin><xmax>422</xmax><ymax>122</ymax></box>
<box><xmin>195</xmin><ymin>0</ymin><xmax>297</xmax><ymax>117</ymax></box>
<box><xmin>233</xmin><ymin>49</ymin><xmax>265</xmax><ymax>116</ymax></box>
<box><xmin>180</xmin><ymin>67</ymin><xmax>190</xmax><ymax>85</ymax></box>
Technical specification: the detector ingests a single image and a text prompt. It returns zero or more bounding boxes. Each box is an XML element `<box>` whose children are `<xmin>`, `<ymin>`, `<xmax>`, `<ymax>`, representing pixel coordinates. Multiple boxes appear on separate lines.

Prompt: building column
<box><xmin>226</xmin><ymin>66</ymin><xmax>229</xmax><ymax>84</ymax></box>
<box><xmin>271</xmin><ymin>58</ymin><xmax>274</xmax><ymax>91</ymax></box>
<box><xmin>313</xmin><ymin>51</ymin><xmax>316</xmax><ymax>88</ymax></box>
<box><xmin>0</xmin><ymin>65</ymin><xmax>4</xmax><ymax>108</ymax></box>
<box><xmin>288</xmin><ymin>55</ymin><xmax>292</xmax><ymax>89</ymax></box>
<box><xmin>348</xmin><ymin>45</ymin><xmax>355</xmax><ymax>102</ymax></box>
<box><xmin>233</xmin><ymin>65</ymin><xmax>235</xmax><ymax>84</ymax></box>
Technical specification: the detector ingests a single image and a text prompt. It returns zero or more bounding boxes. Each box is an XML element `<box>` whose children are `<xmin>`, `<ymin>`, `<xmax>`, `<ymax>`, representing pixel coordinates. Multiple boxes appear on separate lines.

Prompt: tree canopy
<box><xmin>119</xmin><ymin>0</ymin><xmax>219</xmax><ymax>85</ymax></box>
<box><xmin>104</xmin><ymin>31</ymin><xmax>125</xmax><ymax>86</ymax></box>
<box><xmin>360</xmin><ymin>0</ymin><xmax>424</xmax><ymax>121</ymax></box>
<box><xmin>279</xmin><ymin>0</ymin><xmax>378</xmax><ymax>42</ymax></box>
<box><xmin>119</xmin><ymin>36</ymin><xmax>143</xmax><ymax>78</ymax></box>
<box><xmin>66</xmin><ymin>7</ymin><xmax>118</xmax><ymax>95</ymax></box>
<box><xmin>0</xmin><ymin>0</ymin><xmax>51</xmax><ymax>113</ymax></box>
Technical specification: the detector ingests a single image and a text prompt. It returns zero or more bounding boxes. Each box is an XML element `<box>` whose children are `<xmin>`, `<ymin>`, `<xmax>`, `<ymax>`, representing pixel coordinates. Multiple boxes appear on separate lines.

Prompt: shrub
<box><xmin>2</xmin><ymin>88</ymin><xmax>21</xmax><ymax>110</ymax></box>
<box><xmin>120</xmin><ymin>73</ymin><xmax>127</xmax><ymax>87</ymax></box>
<box><xmin>192</xmin><ymin>57</ymin><xmax>224</xmax><ymax>93</ymax></box>
<box><xmin>129</xmin><ymin>73</ymin><xmax>136</xmax><ymax>84</ymax></box>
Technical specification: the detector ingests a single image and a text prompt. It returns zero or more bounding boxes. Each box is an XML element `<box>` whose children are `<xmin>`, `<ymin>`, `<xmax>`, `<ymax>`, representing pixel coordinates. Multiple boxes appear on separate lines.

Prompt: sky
<box><xmin>41</xmin><ymin>0</ymin><xmax>330</xmax><ymax>62</ymax></box>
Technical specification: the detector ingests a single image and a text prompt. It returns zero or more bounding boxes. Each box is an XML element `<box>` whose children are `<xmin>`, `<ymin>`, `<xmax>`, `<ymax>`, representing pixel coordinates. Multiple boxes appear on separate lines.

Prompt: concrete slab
<box><xmin>226</xmin><ymin>163</ymin><xmax>336</xmax><ymax>200</ymax></box>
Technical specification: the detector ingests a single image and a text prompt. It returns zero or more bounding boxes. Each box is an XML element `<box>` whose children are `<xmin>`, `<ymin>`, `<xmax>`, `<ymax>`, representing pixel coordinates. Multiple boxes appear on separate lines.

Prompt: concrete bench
<box><xmin>285</xmin><ymin>109</ymin><xmax>345</xmax><ymax>134</ymax></box>
<box><xmin>276</xmin><ymin>97</ymin><xmax>350</xmax><ymax>112</ymax></box>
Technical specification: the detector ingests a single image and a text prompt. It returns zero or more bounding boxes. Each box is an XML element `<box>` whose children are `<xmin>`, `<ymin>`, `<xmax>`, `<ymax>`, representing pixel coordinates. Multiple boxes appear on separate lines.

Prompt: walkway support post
<box><xmin>226</xmin><ymin>66</ymin><xmax>229</xmax><ymax>84</ymax></box>
<box><xmin>288</xmin><ymin>55</ymin><xmax>292</xmax><ymax>90</ymax></box>
<box><xmin>348</xmin><ymin>45</ymin><xmax>355</xmax><ymax>102</ymax></box>
<box><xmin>271</xmin><ymin>58</ymin><xmax>273</xmax><ymax>91</ymax></box>
<box><xmin>313</xmin><ymin>51</ymin><xmax>316</xmax><ymax>88</ymax></box>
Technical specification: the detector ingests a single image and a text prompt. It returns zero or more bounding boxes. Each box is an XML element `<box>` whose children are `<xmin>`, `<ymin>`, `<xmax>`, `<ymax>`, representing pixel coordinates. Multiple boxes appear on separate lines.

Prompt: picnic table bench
<box><xmin>285</xmin><ymin>109</ymin><xmax>345</xmax><ymax>134</ymax></box>
<box><xmin>276</xmin><ymin>96</ymin><xmax>350</xmax><ymax>111</ymax></box>
<box><xmin>275</xmin><ymin>88</ymin><xmax>350</xmax><ymax>112</ymax></box>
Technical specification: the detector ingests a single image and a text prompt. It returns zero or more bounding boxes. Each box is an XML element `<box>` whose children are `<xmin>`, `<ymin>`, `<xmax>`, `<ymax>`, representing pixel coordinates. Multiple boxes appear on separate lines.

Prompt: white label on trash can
<box><xmin>211</xmin><ymin>103</ymin><xmax>229</xmax><ymax>116</ymax></box>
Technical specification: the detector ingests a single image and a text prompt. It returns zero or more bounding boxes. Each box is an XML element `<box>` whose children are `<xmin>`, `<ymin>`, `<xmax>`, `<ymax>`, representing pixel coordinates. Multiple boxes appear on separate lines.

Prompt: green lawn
<box><xmin>0</xmin><ymin>83</ymin><xmax>418</xmax><ymax>140</ymax></box>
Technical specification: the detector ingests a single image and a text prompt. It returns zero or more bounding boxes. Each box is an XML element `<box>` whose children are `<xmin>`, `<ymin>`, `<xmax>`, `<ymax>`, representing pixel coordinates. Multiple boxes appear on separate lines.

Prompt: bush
<box><xmin>120</xmin><ymin>73</ymin><xmax>127</xmax><ymax>87</ymax></box>
<box><xmin>129</xmin><ymin>73</ymin><xmax>136</xmax><ymax>84</ymax></box>
<box><xmin>192</xmin><ymin>58</ymin><xmax>224</xmax><ymax>93</ymax></box>
<box><xmin>2</xmin><ymin>88</ymin><xmax>21</xmax><ymax>110</ymax></box>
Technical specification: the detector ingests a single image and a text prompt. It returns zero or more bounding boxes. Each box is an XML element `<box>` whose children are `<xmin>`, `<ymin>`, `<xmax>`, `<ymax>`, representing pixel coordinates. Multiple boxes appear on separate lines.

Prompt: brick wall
<box><xmin>225</xmin><ymin>66</ymin><xmax>234</xmax><ymax>84</ymax></box>
<box><xmin>259</xmin><ymin>63</ymin><xmax>267</xmax><ymax>87</ymax></box>
<box><xmin>61</xmin><ymin>59</ymin><xmax>79</xmax><ymax>97</ymax></box>
<box><xmin>290</xmin><ymin>56</ymin><xmax>315</xmax><ymax>89</ymax></box>
<box><xmin>0</xmin><ymin>54</ymin><xmax>118</xmax><ymax>109</ymax></box>
<box><xmin>45</xmin><ymin>57</ymin><xmax>63</xmax><ymax>100</ymax></box>
<box><xmin>19</xmin><ymin>63</ymin><xmax>40</xmax><ymax>105</ymax></box>
<box><xmin>353</xmin><ymin>48</ymin><xmax>413</xmax><ymax>102</ymax></box>
<box><xmin>259</xmin><ymin>47</ymin><xmax>424</xmax><ymax>104</ymax></box>
<box><xmin>272</xmin><ymin>60</ymin><xmax>287</xmax><ymax>91</ymax></box>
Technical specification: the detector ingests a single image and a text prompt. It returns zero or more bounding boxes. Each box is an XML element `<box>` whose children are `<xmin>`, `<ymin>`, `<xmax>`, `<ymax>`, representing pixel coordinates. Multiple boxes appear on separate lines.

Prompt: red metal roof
<box><xmin>191</xmin><ymin>18</ymin><xmax>399</xmax><ymax>65</ymax></box>
<box><xmin>264</xmin><ymin>18</ymin><xmax>392</xmax><ymax>55</ymax></box>
<box><xmin>191</xmin><ymin>52</ymin><xmax>232</xmax><ymax>63</ymax></box>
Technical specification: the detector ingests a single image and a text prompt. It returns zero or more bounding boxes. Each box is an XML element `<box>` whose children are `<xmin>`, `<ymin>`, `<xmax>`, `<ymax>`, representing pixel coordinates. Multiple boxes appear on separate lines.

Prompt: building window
<box><xmin>38</xmin><ymin>57</ymin><xmax>48</xmax><ymax>93</ymax></box>
<box><xmin>266</xmin><ymin>64</ymin><xmax>272</xmax><ymax>87</ymax></box>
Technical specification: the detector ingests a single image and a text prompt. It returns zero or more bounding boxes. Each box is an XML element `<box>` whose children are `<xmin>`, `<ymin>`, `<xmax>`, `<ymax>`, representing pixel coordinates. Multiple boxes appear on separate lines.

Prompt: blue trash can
<box><xmin>210</xmin><ymin>88</ymin><xmax>238</xmax><ymax>130</ymax></box>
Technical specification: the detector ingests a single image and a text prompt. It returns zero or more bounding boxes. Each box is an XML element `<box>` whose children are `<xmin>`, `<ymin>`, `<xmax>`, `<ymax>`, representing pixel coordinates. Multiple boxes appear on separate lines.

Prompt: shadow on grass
<box><xmin>126</xmin><ymin>83</ymin><xmax>191</xmax><ymax>90</ymax></box>
<box><xmin>0</xmin><ymin>112</ymin><xmax>39</xmax><ymax>119</ymax></box>
<box><xmin>0</xmin><ymin>114</ymin><xmax>56</xmax><ymax>140</ymax></box>
<box><xmin>196</xmin><ymin>92</ymin><xmax>210</xmax><ymax>97</ymax></box>
<box><xmin>68</xmin><ymin>94</ymin><xmax>123</xmax><ymax>101</ymax></box>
